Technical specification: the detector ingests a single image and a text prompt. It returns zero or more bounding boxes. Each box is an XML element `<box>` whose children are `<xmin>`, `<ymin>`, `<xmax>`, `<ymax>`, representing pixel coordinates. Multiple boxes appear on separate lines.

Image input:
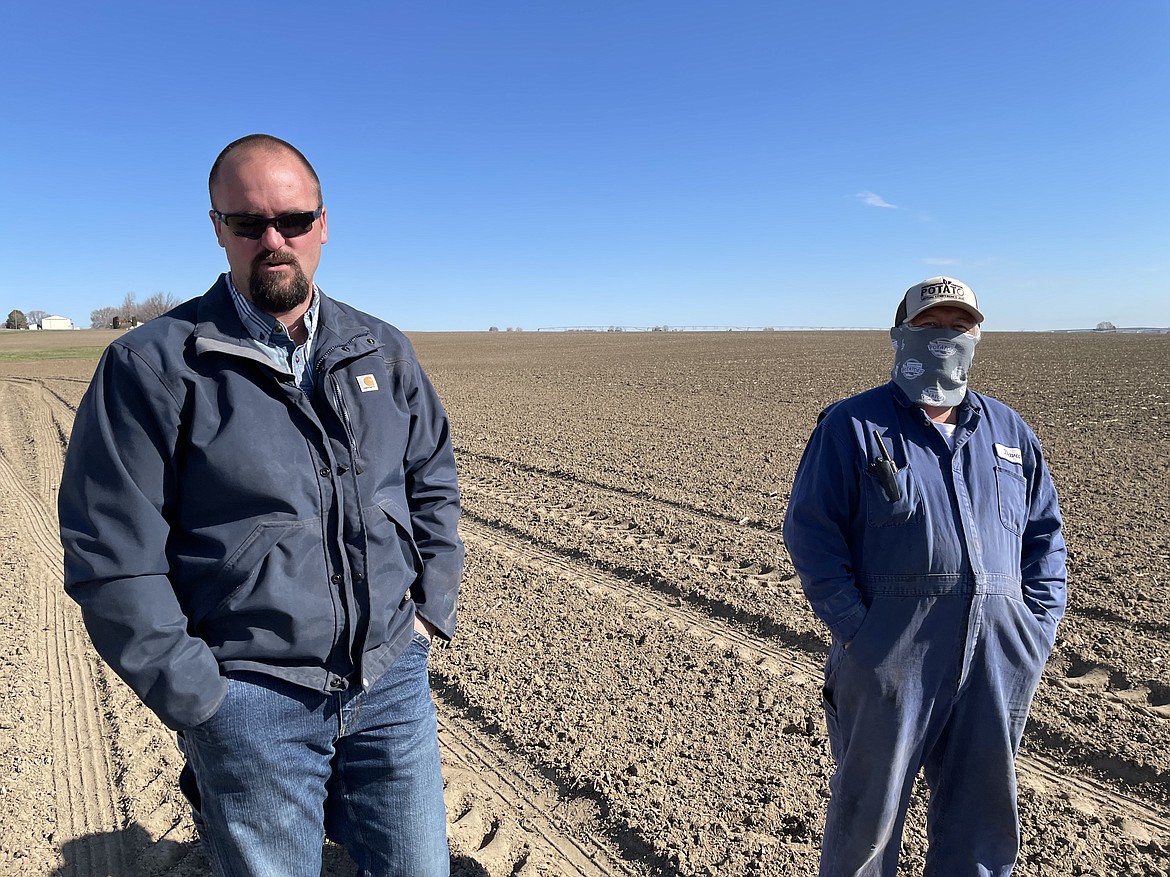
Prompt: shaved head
<box><xmin>209</xmin><ymin>134</ymin><xmax>322</xmax><ymax>209</ymax></box>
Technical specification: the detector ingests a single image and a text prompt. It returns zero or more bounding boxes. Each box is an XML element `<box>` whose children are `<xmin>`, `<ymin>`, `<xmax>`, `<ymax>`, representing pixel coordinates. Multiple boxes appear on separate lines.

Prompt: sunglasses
<box><xmin>212</xmin><ymin>207</ymin><xmax>323</xmax><ymax>240</ymax></box>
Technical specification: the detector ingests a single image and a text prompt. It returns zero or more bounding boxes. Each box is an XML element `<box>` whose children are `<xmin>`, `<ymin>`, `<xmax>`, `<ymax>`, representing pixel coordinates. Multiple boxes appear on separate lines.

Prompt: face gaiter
<box><xmin>889</xmin><ymin>325</ymin><xmax>979</xmax><ymax>407</ymax></box>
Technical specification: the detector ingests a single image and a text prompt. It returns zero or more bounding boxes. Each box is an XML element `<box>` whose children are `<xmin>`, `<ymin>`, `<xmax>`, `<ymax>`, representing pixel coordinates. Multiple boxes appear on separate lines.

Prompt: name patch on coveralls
<box><xmin>994</xmin><ymin>443</ymin><xmax>1022</xmax><ymax>465</ymax></box>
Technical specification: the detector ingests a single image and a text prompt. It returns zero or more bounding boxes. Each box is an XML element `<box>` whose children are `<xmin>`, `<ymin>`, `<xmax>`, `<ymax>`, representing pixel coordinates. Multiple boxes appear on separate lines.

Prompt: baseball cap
<box><xmin>895</xmin><ymin>276</ymin><xmax>985</xmax><ymax>326</ymax></box>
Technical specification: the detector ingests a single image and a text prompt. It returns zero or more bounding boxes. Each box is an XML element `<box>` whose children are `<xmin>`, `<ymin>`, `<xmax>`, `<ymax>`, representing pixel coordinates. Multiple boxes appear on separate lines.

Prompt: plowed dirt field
<box><xmin>1</xmin><ymin>328</ymin><xmax>1167</xmax><ymax>877</ymax></box>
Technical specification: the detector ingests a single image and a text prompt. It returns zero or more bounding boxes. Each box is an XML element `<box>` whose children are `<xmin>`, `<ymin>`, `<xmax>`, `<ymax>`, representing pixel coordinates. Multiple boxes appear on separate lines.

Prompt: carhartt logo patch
<box><xmin>994</xmin><ymin>443</ymin><xmax>1022</xmax><ymax>465</ymax></box>
<box><xmin>357</xmin><ymin>374</ymin><xmax>379</xmax><ymax>393</ymax></box>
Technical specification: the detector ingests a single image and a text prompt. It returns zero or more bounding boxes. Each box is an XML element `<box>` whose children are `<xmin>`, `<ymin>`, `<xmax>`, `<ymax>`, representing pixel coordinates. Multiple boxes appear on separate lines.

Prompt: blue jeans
<box><xmin>179</xmin><ymin>633</ymin><xmax>449</xmax><ymax>877</ymax></box>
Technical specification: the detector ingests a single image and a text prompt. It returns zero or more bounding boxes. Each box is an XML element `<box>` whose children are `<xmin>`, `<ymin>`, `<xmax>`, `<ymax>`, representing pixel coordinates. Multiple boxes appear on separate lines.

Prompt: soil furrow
<box><xmin>456</xmin><ymin>447</ymin><xmax>764</xmax><ymax>529</ymax></box>
<box><xmin>0</xmin><ymin>427</ymin><xmax>127</xmax><ymax>875</ymax></box>
<box><xmin>460</xmin><ymin>465</ymin><xmax>1168</xmax><ymax>679</ymax></box>
<box><xmin>437</xmin><ymin>704</ymin><xmax>650</xmax><ymax>876</ymax></box>
<box><xmin>458</xmin><ymin>518</ymin><xmax>1170</xmax><ymax>842</ymax></box>
<box><xmin>461</xmin><ymin>470</ymin><xmax>1170</xmax><ymax>775</ymax></box>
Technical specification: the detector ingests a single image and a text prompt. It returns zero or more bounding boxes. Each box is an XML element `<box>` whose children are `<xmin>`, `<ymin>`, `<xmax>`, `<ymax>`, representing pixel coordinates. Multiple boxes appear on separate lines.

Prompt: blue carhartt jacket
<box><xmin>59</xmin><ymin>277</ymin><xmax>463</xmax><ymax>731</ymax></box>
<box><xmin>783</xmin><ymin>382</ymin><xmax>1066</xmax><ymax>648</ymax></box>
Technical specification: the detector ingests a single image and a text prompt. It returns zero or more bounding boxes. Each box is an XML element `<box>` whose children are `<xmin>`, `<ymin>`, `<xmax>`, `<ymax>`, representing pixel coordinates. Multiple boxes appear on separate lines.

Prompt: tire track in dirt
<box><xmin>6</xmin><ymin>376</ymin><xmax>80</xmax><ymax>446</ymax></box>
<box><xmin>457</xmin><ymin>473</ymin><xmax>813</xmax><ymax>637</ymax></box>
<box><xmin>438</xmin><ymin>702</ymin><xmax>650</xmax><ymax>877</ymax></box>
<box><xmin>460</xmin><ymin>458</ymin><xmax>1170</xmax><ymax>808</ymax></box>
<box><xmin>0</xmin><ymin>376</ymin><xmax>207</xmax><ymax>876</ymax></box>
<box><xmin>464</xmin><ymin>484</ymin><xmax>1170</xmax><ymax>801</ymax></box>
<box><xmin>458</xmin><ymin>518</ymin><xmax>1170</xmax><ymax>843</ymax></box>
<box><xmin>461</xmin><ymin>467</ymin><xmax>1170</xmax><ymax>727</ymax></box>
<box><xmin>0</xmin><ymin>382</ymin><xmax>58</xmax><ymax>504</ymax></box>
<box><xmin>0</xmin><ymin>388</ymin><xmax>128</xmax><ymax>875</ymax></box>
<box><xmin>456</xmin><ymin>447</ymin><xmax>775</xmax><ymax>531</ymax></box>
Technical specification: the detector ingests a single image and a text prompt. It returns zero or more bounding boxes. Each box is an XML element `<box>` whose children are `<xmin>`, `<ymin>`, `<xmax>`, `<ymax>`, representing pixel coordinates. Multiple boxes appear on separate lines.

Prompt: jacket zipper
<box><xmin>330</xmin><ymin>372</ymin><xmax>362</xmax><ymax>470</ymax></box>
<box><xmin>315</xmin><ymin>336</ymin><xmax>371</xmax><ymax>472</ymax></box>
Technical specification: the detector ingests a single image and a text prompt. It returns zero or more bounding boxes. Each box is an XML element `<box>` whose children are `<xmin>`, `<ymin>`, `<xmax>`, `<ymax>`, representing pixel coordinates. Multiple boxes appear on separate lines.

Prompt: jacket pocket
<box><xmin>190</xmin><ymin>520</ymin><xmax>306</xmax><ymax>625</ymax></box>
<box><xmin>994</xmin><ymin>465</ymin><xmax>1028</xmax><ymax>535</ymax></box>
<box><xmin>384</xmin><ymin>498</ymin><xmax>424</xmax><ymax>575</ymax></box>
<box><xmin>864</xmin><ymin>465</ymin><xmax>921</xmax><ymax>528</ymax></box>
<box><xmin>365</xmin><ymin>498</ymin><xmax>424</xmax><ymax>590</ymax></box>
<box><xmin>362</xmin><ymin>499</ymin><xmax>424</xmax><ymax>644</ymax></box>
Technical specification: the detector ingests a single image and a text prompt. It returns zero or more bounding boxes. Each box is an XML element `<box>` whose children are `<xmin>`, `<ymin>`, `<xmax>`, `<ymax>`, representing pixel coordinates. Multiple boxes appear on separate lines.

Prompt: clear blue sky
<box><xmin>4</xmin><ymin>1</ymin><xmax>1167</xmax><ymax>331</ymax></box>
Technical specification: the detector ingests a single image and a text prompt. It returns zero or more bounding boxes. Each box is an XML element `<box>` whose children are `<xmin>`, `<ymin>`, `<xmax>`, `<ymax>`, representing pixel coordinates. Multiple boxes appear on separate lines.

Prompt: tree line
<box><xmin>4</xmin><ymin>309</ymin><xmax>48</xmax><ymax>329</ymax></box>
<box><xmin>89</xmin><ymin>292</ymin><xmax>179</xmax><ymax>329</ymax></box>
<box><xmin>5</xmin><ymin>293</ymin><xmax>180</xmax><ymax>330</ymax></box>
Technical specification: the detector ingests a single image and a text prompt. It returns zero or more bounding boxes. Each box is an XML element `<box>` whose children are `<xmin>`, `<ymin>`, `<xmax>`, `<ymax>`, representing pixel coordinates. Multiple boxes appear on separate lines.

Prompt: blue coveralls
<box><xmin>783</xmin><ymin>382</ymin><xmax>1066</xmax><ymax>877</ymax></box>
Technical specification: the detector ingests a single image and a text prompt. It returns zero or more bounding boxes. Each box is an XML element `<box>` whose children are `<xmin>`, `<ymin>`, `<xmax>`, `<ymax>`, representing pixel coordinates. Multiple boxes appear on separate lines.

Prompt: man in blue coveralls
<box><xmin>783</xmin><ymin>277</ymin><xmax>1067</xmax><ymax>876</ymax></box>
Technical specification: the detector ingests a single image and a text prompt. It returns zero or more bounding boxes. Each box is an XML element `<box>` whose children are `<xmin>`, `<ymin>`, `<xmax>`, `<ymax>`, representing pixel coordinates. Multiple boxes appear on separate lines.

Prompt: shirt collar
<box><xmin>225</xmin><ymin>273</ymin><xmax>320</xmax><ymax>347</ymax></box>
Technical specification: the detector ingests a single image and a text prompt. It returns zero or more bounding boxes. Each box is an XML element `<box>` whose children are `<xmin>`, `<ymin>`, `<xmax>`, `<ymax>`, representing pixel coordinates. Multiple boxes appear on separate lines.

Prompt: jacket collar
<box><xmin>191</xmin><ymin>276</ymin><xmax>274</xmax><ymax>368</ymax></box>
<box><xmin>194</xmin><ymin>276</ymin><xmax>245</xmax><ymax>337</ymax></box>
<box><xmin>191</xmin><ymin>274</ymin><xmax>380</xmax><ymax>370</ymax></box>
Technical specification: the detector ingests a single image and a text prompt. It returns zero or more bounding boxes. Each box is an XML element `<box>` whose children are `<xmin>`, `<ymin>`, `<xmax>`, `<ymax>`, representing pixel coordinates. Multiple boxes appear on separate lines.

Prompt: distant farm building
<box><xmin>41</xmin><ymin>315</ymin><xmax>74</xmax><ymax>330</ymax></box>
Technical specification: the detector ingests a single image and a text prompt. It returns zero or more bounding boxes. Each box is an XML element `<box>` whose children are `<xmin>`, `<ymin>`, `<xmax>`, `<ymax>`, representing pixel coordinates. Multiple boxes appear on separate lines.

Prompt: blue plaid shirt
<box><xmin>225</xmin><ymin>274</ymin><xmax>320</xmax><ymax>394</ymax></box>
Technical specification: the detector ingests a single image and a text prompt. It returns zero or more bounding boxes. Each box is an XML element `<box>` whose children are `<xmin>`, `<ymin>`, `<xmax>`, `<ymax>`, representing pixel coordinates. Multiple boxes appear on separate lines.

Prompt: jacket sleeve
<box><xmin>402</xmin><ymin>357</ymin><xmax>464</xmax><ymax>640</ymax></box>
<box><xmin>58</xmin><ymin>343</ymin><xmax>226</xmax><ymax>731</ymax></box>
<box><xmin>783</xmin><ymin>413</ymin><xmax>868</xmax><ymax>644</ymax></box>
<box><xmin>1020</xmin><ymin>433</ymin><xmax>1068</xmax><ymax>647</ymax></box>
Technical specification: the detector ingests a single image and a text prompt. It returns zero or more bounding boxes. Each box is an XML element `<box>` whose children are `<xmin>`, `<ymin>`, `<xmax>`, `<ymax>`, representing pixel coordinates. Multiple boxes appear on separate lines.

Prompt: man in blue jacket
<box><xmin>59</xmin><ymin>134</ymin><xmax>463</xmax><ymax>877</ymax></box>
<box><xmin>783</xmin><ymin>277</ymin><xmax>1066</xmax><ymax>876</ymax></box>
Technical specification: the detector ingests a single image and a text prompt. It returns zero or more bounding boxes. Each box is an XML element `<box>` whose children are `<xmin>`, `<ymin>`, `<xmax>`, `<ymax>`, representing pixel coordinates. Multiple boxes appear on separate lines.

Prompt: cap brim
<box><xmin>909</xmin><ymin>300</ymin><xmax>984</xmax><ymax>324</ymax></box>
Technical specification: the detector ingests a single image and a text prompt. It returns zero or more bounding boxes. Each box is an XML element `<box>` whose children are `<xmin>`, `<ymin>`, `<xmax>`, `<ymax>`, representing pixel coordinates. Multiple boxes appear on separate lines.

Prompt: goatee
<box><xmin>250</xmin><ymin>256</ymin><xmax>311</xmax><ymax>314</ymax></box>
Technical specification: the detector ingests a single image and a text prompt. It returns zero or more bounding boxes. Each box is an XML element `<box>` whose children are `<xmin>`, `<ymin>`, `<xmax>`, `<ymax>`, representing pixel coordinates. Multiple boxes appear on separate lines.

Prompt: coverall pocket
<box><xmin>824</xmin><ymin>639</ymin><xmax>847</xmax><ymax>684</ymax></box>
<box><xmin>863</xmin><ymin>465</ymin><xmax>919</xmax><ymax>528</ymax></box>
<box><xmin>994</xmin><ymin>465</ymin><xmax>1028</xmax><ymax>535</ymax></box>
<box><xmin>822</xmin><ymin>642</ymin><xmax>845</xmax><ymax>732</ymax></box>
<box><xmin>840</xmin><ymin>597</ymin><xmax>905</xmax><ymax>671</ymax></box>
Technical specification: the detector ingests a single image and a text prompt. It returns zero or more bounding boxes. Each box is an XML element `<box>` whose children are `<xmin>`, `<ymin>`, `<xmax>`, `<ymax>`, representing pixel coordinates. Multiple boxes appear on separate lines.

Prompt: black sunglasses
<box><xmin>212</xmin><ymin>207</ymin><xmax>323</xmax><ymax>240</ymax></box>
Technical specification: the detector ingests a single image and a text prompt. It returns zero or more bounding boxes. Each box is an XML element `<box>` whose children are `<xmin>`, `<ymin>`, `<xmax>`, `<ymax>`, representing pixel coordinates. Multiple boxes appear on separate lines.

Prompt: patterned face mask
<box><xmin>889</xmin><ymin>325</ymin><xmax>979</xmax><ymax>407</ymax></box>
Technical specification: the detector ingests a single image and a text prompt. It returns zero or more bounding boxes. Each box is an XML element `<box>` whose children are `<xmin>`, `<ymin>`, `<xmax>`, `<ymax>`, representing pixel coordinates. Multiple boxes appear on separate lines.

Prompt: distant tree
<box><xmin>91</xmin><ymin>306</ymin><xmax>119</xmax><ymax>329</ymax></box>
<box><xmin>121</xmin><ymin>292</ymin><xmax>140</xmax><ymax>325</ymax></box>
<box><xmin>1095</xmin><ymin>321</ymin><xmax>1117</xmax><ymax>331</ymax></box>
<box><xmin>5</xmin><ymin>309</ymin><xmax>28</xmax><ymax>330</ymax></box>
<box><xmin>26</xmin><ymin>309</ymin><xmax>47</xmax><ymax>328</ymax></box>
<box><xmin>488</xmin><ymin>326</ymin><xmax>499</xmax><ymax>333</ymax></box>
<box><xmin>139</xmin><ymin>292</ymin><xmax>178</xmax><ymax>321</ymax></box>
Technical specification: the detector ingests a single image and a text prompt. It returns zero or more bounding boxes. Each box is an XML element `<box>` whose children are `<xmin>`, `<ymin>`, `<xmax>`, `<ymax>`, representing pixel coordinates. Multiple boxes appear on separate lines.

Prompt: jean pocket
<box><xmin>185</xmin><ymin>677</ymin><xmax>238</xmax><ymax>734</ymax></box>
<box><xmin>411</xmin><ymin>630</ymin><xmax>433</xmax><ymax>652</ymax></box>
